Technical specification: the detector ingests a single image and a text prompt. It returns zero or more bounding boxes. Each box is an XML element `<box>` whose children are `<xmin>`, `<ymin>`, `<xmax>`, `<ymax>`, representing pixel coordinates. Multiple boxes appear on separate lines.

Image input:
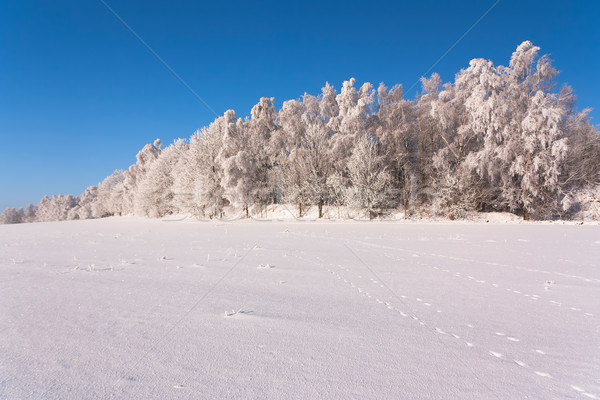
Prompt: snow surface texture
<box><xmin>1</xmin><ymin>217</ymin><xmax>598</xmax><ymax>399</ymax></box>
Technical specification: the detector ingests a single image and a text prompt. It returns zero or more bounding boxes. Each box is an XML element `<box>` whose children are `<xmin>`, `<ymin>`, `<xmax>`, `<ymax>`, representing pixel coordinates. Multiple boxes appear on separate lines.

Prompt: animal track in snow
<box><xmin>401</xmin><ymin>256</ymin><xmax>596</xmax><ymax>319</ymax></box>
<box><xmin>312</xmin><ymin>250</ymin><xmax>593</xmax><ymax>397</ymax></box>
<box><xmin>355</xmin><ymin>238</ymin><xmax>600</xmax><ymax>284</ymax></box>
<box><xmin>571</xmin><ymin>386</ymin><xmax>599</xmax><ymax>399</ymax></box>
<box><xmin>489</xmin><ymin>351</ymin><xmax>503</xmax><ymax>359</ymax></box>
<box><xmin>514</xmin><ymin>360</ymin><xmax>528</xmax><ymax>368</ymax></box>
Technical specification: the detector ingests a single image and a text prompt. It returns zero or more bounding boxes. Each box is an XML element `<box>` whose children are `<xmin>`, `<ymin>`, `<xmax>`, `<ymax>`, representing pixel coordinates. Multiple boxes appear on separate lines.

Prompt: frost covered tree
<box><xmin>182</xmin><ymin>126</ymin><xmax>227</xmax><ymax>218</ymax></box>
<box><xmin>0</xmin><ymin>208</ymin><xmax>24</xmax><ymax>224</ymax></box>
<box><xmin>278</xmin><ymin>93</ymin><xmax>335</xmax><ymax>217</ymax></box>
<box><xmin>136</xmin><ymin>139</ymin><xmax>186</xmax><ymax>218</ymax></box>
<box><xmin>221</xmin><ymin>150</ymin><xmax>256</xmax><ymax>217</ymax></box>
<box><xmin>374</xmin><ymin>83</ymin><xmax>417</xmax><ymax>213</ymax></box>
<box><xmin>278</xmin><ymin>99</ymin><xmax>312</xmax><ymax>215</ymax></box>
<box><xmin>24</xmin><ymin>203</ymin><xmax>36</xmax><ymax>223</ymax></box>
<box><xmin>121</xmin><ymin>140</ymin><xmax>161</xmax><ymax>215</ymax></box>
<box><xmin>330</xmin><ymin>79</ymin><xmax>375</xmax><ymax>173</ymax></box>
<box><xmin>345</xmin><ymin>135</ymin><xmax>393</xmax><ymax>219</ymax></box>
<box><xmin>247</xmin><ymin>97</ymin><xmax>279</xmax><ymax>210</ymax></box>
<box><xmin>413</xmin><ymin>73</ymin><xmax>443</xmax><ymax>212</ymax></box>
<box><xmin>68</xmin><ymin>186</ymin><xmax>98</xmax><ymax>220</ymax></box>
<box><xmin>217</xmin><ymin>110</ymin><xmax>253</xmax><ymax>216</ymax></box>
<box><xmin>34</xmin><ymin>195</ymin><xmax>78</xmax><ymax>222</ymax></box>
<box><xmin>460</xmin><ymin>42</ymin><xmax>573</xmax><ymax>219</ymax></box>
<box><xmin>94</xmin><ymin>170</ymin><xmax>125</xmax><ymax>217</ymax></box>
<box><xmin>561</xmin><ymin>104</ymin><xmax>600</xmax><ymax>216</ymax></box>
<box><xmin>431</xmin><ymin>58</ymin><xmax>503</xmax><ymax>215</ymax></box>
<box><xmin>7</xmin><ymin>41</ymin><xmax>599</xmax><ymax>223</ymax></box>
<box><xmin>221</xmin><ymin>99</ymin><xmax>277</xmax><ymax>216</ymax></box>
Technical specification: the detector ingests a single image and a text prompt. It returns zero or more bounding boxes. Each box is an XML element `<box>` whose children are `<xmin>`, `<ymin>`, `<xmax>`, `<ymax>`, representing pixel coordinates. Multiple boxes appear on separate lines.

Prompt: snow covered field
<box><xmin>1</xmin><ymin>217</ymin><xmax>599</xmax><ymax>399</ymax></box>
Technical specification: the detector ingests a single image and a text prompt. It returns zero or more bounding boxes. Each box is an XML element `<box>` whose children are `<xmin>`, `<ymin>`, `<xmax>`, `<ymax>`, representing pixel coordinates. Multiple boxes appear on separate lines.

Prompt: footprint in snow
<box><xmin>514</xmin><ymin>360</ymin><xmax>528</xmax><ymax>368</ymax></box>
<box><xmin>489</xmin><ymin>351</ymin><xmax>503</xmax><ymax>359</ymax></box>
<box><xmin>257</xmin><ymin>263</ymin><xmax>275</xmax><ymax>269</ymax></box>
<box><xmin>225</xmin><ymin>309</ymin><xmax>254</xmax><ymax>317</ymax></box>
<box><xmin>571</xmin><ymin>386</ymin><xmax>599</xmax><ymax>399</ymax></box>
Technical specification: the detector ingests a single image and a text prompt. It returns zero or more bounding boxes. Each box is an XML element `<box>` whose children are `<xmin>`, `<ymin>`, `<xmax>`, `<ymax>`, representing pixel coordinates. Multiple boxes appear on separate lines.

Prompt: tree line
<box><xmin>2</xmin><ymin>41</ymin><xmax>599</xmax><ymax>224</ymax></box>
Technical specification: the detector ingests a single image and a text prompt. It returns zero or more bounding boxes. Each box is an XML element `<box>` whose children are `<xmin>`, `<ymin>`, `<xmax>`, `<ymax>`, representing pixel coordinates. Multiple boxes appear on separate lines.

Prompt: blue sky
<box><xmin>1</xmin><ymin>0</ymin><xmax>598</xmax><ymax>210</ymax></box>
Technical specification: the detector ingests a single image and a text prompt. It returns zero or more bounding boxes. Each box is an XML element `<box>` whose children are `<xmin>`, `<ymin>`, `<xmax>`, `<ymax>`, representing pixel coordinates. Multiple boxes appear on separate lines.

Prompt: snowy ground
<box><xmin>1</xmin><ymin>217</ymin><xmax>599</xmax><ymax>399</ymax></box>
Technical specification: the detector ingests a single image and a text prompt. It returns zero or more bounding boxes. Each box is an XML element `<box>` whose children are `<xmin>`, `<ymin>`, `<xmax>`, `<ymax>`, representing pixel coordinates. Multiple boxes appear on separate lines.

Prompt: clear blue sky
<box><xmin>1</xmin><ymin>0</ymin><xmax>598</xmax><ymax>210</ymax></box>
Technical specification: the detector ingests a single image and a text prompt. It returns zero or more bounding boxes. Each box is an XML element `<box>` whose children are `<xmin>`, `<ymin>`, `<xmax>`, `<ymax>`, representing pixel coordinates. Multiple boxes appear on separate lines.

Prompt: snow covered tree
<box><xmin>435</xmin><ymin>58</ymin><xmax>504</xmax><ymax>215</ymax></box>
<box><xmin>278</xmin><ymin>99</ymin><xmax>311</xmax><ymax>215</ymax></box>
<box><xmin>247</xmin><ymin>97</ymin><xmax>279</xmax><ymax>210</ymax></box>
<box><xmin>136</xmin><ymin>139</ymin><xmax>186</xmax><ymax>218</ymax></box>
<box><xmin>182</xmin><ymin>126</ymin><xmax>227</xmax><ymax>218</ymax></box>
<box><xmin>121</xmin><ymin>140</ymin><xmax>161</xmax><ymax>215</ymax></box>
<box><xmin>330</xmin><ymin>79</ymin><xmax>375</xmax><ymax>173</ymax></box>
<box><xmin>345</xmin><ymin>135</ymin><xmax>393</xmax><ymax>219</ymax></box>
<box><xmin>374</xmin><ymin>83</ymin><xmax>417</xmax><ymax>213</ymax></box>
<box><xmin>34</xmin><ymin>195</ymin><xmax>78</xmax><ymax>222</ymax></box>
<box><xmin>94</xmin><ymin>170</ymin><xmax>125</xmax><ymax>217</ymax></box>
<box><xmin>7</xmin><ymin>43</ymin><xmax>598</xmax><ymax>222</ymax></box>
<box><xmin>68</xmin><ymin>186</ymin><xmax>98</xmax><ymax>220</ymax></box>
<box><xmin>221</xmin><ymin>150</ymin><xmax>256</xmax><ymax>217</ymax></box>
<box><xmin>413</xmin><ymin>73</ymin><xmax>443</xmax><ymax>212</ymax></box>
<box><xmin>278</xmin><ymin>93</ymin><xmax>335</xmax><ymax>217</ymax></box>
<box><xmin>461</xmin><ymin>42</ymin><xmax>573</xmax><ymax>219</ymax></box>
<box><xmin>0</xmin><ymin>208</ymin><xmax>24</xmax><ymax>224</ymax></box>
<box><xmin>220</xmin><ymin>99</ymin><xmax>278</xmax><ymax>216</ymax></box>
<box><xmin>24</xmin><ymin>203</ymin><xmax>36</xmax><ymax>223</ymax></box>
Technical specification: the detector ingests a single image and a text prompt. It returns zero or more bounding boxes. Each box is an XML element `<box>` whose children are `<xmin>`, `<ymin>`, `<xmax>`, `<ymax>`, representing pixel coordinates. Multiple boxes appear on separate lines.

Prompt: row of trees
<box><xmin>2</xmin><ymin>41</ymin><xmax>599</xmax><ymax>224</ymax></box>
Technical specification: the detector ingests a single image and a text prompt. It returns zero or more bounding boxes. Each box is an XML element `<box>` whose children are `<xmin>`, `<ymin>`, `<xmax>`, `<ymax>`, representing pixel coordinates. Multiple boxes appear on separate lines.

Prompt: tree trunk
<box><xmin>318</xmin><ymin>198</ymin><xmax>323</xmax><ymax>219</ymax></box>
<box><xmin>523</xmin><ymin>207</ymin><xmax>530</xmax><ymax>221</ymax></box>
